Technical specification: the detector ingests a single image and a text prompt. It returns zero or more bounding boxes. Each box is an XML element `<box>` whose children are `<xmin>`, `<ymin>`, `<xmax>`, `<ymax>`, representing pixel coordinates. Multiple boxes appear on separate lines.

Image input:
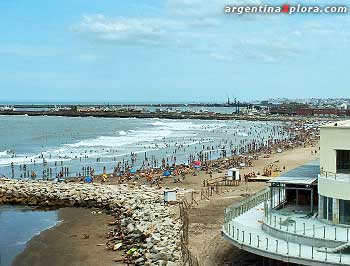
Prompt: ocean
<box><xmin>0</xmin><ymin>115</ymin><xmax>288</xmax><ymax>265</ymax></box>
<box><xmin>0</xmin><ymin>115</ymin><xmax>287</xmax><ymax>179</ymax></box>
<box><xmin>0</xmin><ymin>206</ymin><xmax>58</xmax><ymax>266</ymax></box>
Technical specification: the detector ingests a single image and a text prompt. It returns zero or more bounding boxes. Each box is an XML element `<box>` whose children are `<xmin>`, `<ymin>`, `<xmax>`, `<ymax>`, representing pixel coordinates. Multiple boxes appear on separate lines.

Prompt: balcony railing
<box><xmin>224</xmin><ymin>188</ymin><xmax>270</xmax><ymax>224</ymax></box>
<box><xmin>320</xmin><ymin>170</ymin><xmax>350</xmax><ymax>182</ymax></box>
<box><xmin>223</xmin><ymin>189</ymin><xmax>350</xmax><ymax>265</ymax></box>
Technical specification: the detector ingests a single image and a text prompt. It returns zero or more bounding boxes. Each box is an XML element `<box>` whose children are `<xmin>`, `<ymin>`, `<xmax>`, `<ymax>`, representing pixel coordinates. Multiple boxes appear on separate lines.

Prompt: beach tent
<box><xmin>226</xmin><ymin>168</ymin><xmax>240</xmax><ymax>181</ymax></box>
<box><xmin>84</xmin><ymin>176</ymin><xmax>93</xmax><ymax>183</ymax></box>
<box><xmin>164</xmin><ymin>189</ymin><xmax>177</xmax><ymax>203</ymax></box>
<box><xmin>129</xmin><ymin>168</ymin><xmax>137</xmax><ymax>174</ymax></box>
<box><xmin>163</xmin><ymin>170</ymin><xmax>171</xmax><ymax>177</ymax></box>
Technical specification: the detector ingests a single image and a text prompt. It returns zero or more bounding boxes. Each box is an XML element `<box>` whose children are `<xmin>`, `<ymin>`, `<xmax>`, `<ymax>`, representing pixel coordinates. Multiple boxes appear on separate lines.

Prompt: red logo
<box><xmin>282</xmin><ymin>4</ymin><xmax>290</xmax><ymax>13</ymax></box>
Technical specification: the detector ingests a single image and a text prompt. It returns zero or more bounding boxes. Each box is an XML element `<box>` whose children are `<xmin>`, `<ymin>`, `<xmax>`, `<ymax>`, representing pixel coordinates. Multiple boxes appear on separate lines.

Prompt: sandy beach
<box><xmin>187</xmin><ymin>145</ymin><xmax>319</xmax><ymax>266</ymax></box>
<box><xmin>1</xmin><ymin>0</ymin><xmax>346</xmax><ymax>264</ymax></box>
<box><xmin>12</xmin><ymin>142</ymin><xmax>318</xmax><ymax>266</ymax></box>
<box><xmin>13</xmin><ymin>208</ymin><xmax>122</xmax><ymax>266</ymax></box>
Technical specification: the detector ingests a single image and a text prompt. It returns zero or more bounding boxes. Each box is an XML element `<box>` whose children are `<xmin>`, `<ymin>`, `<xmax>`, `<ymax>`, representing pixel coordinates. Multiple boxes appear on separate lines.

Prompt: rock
<box><xmin>152</xmin><ymin>252</ymin><xmax>168</xmax><ymax>261</ymax></box>
<box><xmin>113</xmin><ymin>243</ymin><xmax>123</xmax><ymax>250</ymax></box>
<box><xmin>158</xmin><ymin>260</ymin><xmax>167</xmax><ymax>266</ymax></box>
<box><xmin>0</xmin><ymin>179</ymin><xmax>182</xmax><ymax>266</ymax></box>
<box><xmin>127</xmin><ymin>223</ymin><xmax>135</xmax><ymax>233</ymax></box>
<box><xmin>133</xmin><ymin>251</ymin><xmax>141</xmax><ymax>258</ymax></box>
<box><xmin>135</xmin><ymin>257</ymin><xmax>145</xmax><ymax>264</ymax></box>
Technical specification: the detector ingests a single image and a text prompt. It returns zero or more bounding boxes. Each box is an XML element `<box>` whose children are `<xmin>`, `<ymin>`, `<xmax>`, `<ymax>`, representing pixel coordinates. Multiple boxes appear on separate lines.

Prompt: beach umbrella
<box><xmin>129</xmin><ymin>168</ymin><xmax>137</xmax><ymax>174</ymax></box>
<box><xmin>84</xmin><ymin>176</ymin><xmax>93</xmax><ymax>183</ymax></box>
<box><xmin>163</xmin><ymin>170</ymin><xmax>171</xmax><ymax>177</ymax></box>
<box><xmin>194</xmin><ymin>160</ymin><xmax>201</xmax><ymax>166</ymax></box>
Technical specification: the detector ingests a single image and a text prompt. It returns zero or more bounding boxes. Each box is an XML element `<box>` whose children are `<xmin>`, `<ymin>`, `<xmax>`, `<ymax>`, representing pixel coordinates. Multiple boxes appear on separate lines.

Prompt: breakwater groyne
<box><xmin>0</xmin><ymin>110</ymin><xmax>326</xmax><ymax>122</ymax></box>
<box><xmin>0</xmin><ymin>178</ymin><xmax>182</xmax><ymax>266</ymax></box>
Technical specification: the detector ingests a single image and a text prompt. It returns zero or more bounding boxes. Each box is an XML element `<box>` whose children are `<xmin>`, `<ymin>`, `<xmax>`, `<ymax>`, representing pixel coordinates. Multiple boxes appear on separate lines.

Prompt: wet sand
<box><xmin>13</xmin><ymin>208</ymin><xmax>122</xmax><ymax>266</ymax></box>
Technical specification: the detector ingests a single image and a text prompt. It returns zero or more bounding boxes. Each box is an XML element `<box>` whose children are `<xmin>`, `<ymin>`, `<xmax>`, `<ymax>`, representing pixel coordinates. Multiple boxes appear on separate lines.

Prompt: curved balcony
<box><xmin>222</xmin><ymin>189</ymin><xmax>350</xmax><ymax>266</ymax></box>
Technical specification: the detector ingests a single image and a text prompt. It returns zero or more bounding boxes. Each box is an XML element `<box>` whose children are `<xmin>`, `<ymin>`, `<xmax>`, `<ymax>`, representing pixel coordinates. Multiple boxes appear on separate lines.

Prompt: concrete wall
<box><xmin>320</xmin><ymin>126</ymin><xmax>350</xmax><ymax>174</ymax></box>
<box><xmin>319</xmin><ymin>177</ymin><xmax>350</xmax><ymax>201</ymax></box>
<box><xmin>319</xmin><ymin>126</ymin><xmax>350</xmax><ymax>200</ymax></box>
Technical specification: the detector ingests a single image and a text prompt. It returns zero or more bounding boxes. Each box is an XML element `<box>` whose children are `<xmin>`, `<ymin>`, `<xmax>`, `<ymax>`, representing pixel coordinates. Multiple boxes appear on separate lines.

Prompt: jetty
<box><xmin>0</xmin><ymin>109</ymin><xmax>328</xmax><ymax>122</ymax></box>
<box><xmin>0</xmin><ymin>178</ymin><xmax>182</xmax><ymax>266</ymax></box>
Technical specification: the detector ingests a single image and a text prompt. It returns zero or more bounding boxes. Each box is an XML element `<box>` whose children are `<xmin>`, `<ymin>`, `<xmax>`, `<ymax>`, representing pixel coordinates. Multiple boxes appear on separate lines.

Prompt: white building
<box><xmin>223</xmin><ymin>120</ymin><xmax>350</xmax><ymax>265</ymax></box>
<box><xmin>319</xmin><ymin>120</ymin><xmax>350</xmax><ymax>224</ymax></box>
<box><xmin>340</xmin><ymin>102</ymin><xmax>349</xmax><ymax>110</ymax></box>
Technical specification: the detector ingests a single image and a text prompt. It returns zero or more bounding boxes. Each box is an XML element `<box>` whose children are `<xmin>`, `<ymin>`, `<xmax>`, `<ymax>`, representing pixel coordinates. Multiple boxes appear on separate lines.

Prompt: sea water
<box><xmin>0</xmin><ymin>115</ymin><xmax>287</xmax><ymax>265</ymax></box>
<box><xmin>0</xmin><ymin>115</ymin><xmax>288</xmax><ymax>179</ymax></box>
<box><xmin>0</xmin><ymin>206</ymin><xmax>58</xmax><ymax>266</ymax></box>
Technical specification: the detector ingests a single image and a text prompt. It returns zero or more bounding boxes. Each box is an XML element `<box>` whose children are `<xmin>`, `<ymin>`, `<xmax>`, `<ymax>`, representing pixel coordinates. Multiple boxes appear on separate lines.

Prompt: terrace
<box><xmin>222</xmin><ymin>161</ymin><xmax>350</xmax><ymax>265</ymax></box>
<box><xmin>223</xmin><ymin>198</ymin><xmax>350</xmax><ymax>266</ymax></box>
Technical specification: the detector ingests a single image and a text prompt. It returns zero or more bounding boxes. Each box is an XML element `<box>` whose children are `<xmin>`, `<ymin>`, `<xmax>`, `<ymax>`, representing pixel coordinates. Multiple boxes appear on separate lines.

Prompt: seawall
<box><xmin>0</xmin><ymin>178</ymin><xmax>182</xmax><ymax>266</ymax></box>
<box><xmin>0</xmin><ymin>110</ymin><xmax>326</xmax><ymax>122</ymax></box>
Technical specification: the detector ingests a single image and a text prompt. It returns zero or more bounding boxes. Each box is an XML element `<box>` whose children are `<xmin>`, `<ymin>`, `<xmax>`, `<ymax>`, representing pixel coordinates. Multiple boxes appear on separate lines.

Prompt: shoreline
<box><xmin>0</xmin><ymin>205</ymin><xmax>59</xmax><ymax>266</ymax></box>
<box><xmin>1</xmin><ymin>118</ymin><xmax>321</xmax><ymax>266</ymax></box>
<box><xmin>10</xmin><ymin>144</ymin><xmax>319</xmax><ymax>266</ymax></box>
<box><xmin>13</xmin><ymin>207</ymin><xmax>121</xmax><ymax>266</ymax></box>
<box><xmin>1</xmin><ymin>179</ymin><xmax>182</xmax><ymax>266</ymax></box>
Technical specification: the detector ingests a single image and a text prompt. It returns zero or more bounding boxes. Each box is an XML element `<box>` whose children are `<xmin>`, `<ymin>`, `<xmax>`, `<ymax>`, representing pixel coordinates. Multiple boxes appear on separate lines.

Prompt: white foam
<box><xmin>0</xmin><ymin>150</ymin><xmax>11</xmax><ymax>157</ymax></box>
<box><xmin>149</xmin><ymin>120</ymin><xmax>224</xmax><ymax>131</ymax></box>
<box><xmin>0</xmin><ymin>119</ymin><xmax>234</xmax><ymax>167</ymax></box>
<box><xmin>65</xmin><ymin>129</ymin><xmax>172</xmax><ymax>149</ymax></box>
<box><xmin>237</xmin><ymin>132</ymin><xmax>249</xmax><ymax>137</ymax></box>
<box><xmin>0</xmin><ymin>155</ymin><xmax>37</xmax><ymax>167</ymax></box>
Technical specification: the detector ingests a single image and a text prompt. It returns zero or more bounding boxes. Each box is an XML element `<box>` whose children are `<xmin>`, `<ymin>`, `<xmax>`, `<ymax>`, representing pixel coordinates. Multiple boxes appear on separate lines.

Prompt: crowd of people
<box><xmin>3</xmin><ymin>120</ymin><xmax>322</xmax><ymax>187</ymax></box>
<box><xmin>77</xmin><ymin>120</ymin><xmax>321</xmax><ymax>187</ymax></box>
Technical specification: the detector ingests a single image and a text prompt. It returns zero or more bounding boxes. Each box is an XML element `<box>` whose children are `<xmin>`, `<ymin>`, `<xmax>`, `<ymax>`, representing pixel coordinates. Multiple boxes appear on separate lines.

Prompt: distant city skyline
<box><xmin>1</xmin><ymin>0</ymin><xmax>350</xmax><ymax>102</ymax></box>
<box><xmin>1</xmin><ymin>97</ymin><xmax>349</xmax><ymax>105</ymax></box>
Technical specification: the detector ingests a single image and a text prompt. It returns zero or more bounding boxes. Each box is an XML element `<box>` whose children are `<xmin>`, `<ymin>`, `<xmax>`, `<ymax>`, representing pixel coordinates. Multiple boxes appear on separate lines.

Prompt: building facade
<box><xmin>319</xmin><ymin>120</ymin><xmax>350</xmax><ymax>224</ymax></box>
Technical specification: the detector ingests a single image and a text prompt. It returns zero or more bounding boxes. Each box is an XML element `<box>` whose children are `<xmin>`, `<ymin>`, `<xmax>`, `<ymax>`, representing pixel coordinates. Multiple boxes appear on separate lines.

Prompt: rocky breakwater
<box><xmin>0</xmin><ymin>178</ymin><xmax>182</xmax><ymax>266</ymax></box>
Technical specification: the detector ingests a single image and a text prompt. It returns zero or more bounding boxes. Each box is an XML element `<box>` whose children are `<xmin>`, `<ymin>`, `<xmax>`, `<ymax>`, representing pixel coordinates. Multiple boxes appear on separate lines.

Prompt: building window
<box><xmin>328</xmin><ymin>197</ymin><xmax>333</xmax><ymax>221</ymax></box>
<box><xmin>340</xmin><ymin>199</ymin><xmax>350</xmax><ymax>224</ymax></box>
<box><xmin>337</xmin><ymin>150</ymin><xmax>350</xmax><ymax>174</ymax></box>
<box><xmin>323</xmin><ymin>196</ymin><xmax>328</xmax><ymax>220</ymax></box>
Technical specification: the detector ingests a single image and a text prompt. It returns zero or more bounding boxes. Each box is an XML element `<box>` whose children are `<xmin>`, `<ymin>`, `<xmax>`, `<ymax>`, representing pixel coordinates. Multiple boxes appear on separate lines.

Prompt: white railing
<box><xmin>222</xmin><ymin>189</ymin><xmax>350</xmax><ymax>265</ymax></box>
<box><xmin>320</xmin><ymin>170</ymin><xmax>350</xmax><ymax>182</ymax></box>
<box><xmin>224</xmin><ymin>188</ymin><xmax>270</xmax><ymax>224</ymax></box>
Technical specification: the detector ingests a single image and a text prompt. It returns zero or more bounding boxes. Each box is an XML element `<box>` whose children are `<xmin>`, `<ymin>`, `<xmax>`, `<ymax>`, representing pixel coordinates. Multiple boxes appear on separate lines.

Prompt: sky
<box><xmin>0</xmin><ymin>0</ymin><xmax>349</xmax><ymax>103</ymax></box>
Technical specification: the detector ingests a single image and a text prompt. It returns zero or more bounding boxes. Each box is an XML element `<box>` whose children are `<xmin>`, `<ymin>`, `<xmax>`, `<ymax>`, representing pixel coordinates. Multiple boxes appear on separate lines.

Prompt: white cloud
<box><xmin>73</xmin><ymin>14</ymin><xmax>178</xmax><ymax>43</ymax></box>
<box><xmin>71</xmin><ymin>0</ymin><xmax>350</xmax><ymax>64</ymax></box>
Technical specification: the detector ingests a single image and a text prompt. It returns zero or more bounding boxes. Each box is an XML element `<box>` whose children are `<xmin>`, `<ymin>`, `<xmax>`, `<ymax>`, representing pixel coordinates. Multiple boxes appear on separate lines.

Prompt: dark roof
<box><xmin>268</xmin><ymin>176</ymin><xmax>317</xmax><ymax>185</ymax></box>
<box><xmin>269</xmin><ymin>160</ymin><xmax>320</xmax><ymax>185</ymax></box>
